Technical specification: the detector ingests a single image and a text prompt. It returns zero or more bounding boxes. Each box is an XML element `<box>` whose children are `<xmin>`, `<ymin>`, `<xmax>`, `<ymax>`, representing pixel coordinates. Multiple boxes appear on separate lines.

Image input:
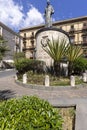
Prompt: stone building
<box><xmin>0</xmin><ymin>22</ymin><xmax>23</xmax><ymax>61</ymax></box>
<box><xmin>20</xmin><ymin>16</ymin><xmax>87</xmax><ymax>59</ymax></box>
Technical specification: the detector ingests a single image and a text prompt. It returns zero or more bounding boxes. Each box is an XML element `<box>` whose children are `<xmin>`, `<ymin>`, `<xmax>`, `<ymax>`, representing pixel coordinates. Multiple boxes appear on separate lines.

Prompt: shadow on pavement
<box><xmin>0</xmin><ymin>90</ymin><xmax>15</xmax><ymax>100</ymax></box>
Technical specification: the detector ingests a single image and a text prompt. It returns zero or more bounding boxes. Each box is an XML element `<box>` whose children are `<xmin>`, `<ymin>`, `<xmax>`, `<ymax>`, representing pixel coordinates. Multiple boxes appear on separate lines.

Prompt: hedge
<box><xmin>0</xmin><ymin>96</ymin><xmax>63</xmax><ymax>130</ymax></box>
<box><xmin>14</xmin><ymin>58</ymin><xmax>46</xmax><ymax>74</ymax></box>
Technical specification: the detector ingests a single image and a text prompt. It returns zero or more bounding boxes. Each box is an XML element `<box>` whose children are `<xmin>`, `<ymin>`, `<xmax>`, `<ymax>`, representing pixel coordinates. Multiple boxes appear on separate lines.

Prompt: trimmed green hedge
<box><xmin>0</xmin><ymin>96</ymin><xmax>63</xmax><ymax>130</ymax></box>
<box><xmin>14</xmin><ymin>58</ymin><xmax>46</xmax><ymax>74</ymax></box>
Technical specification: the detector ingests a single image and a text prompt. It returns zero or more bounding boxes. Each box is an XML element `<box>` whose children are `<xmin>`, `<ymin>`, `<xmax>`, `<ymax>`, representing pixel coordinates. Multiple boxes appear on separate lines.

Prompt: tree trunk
<box><xmin>54</xmin><ymin>61</ymin><xmax>60</xmax><ymax>77</ymax></box>
<box><xmin>68</xmin><ymin>61</ymin><xmax>73</xmax><ymax>76</ymax></box>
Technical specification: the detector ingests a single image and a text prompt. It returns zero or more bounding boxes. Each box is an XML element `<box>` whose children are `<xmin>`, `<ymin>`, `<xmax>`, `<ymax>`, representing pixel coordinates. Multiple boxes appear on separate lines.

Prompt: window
<box><xmin>59</xmin><ymin>26</ymin><xmax>62</xmax><ymax>30</ymax></box>
<box><xmin>30</xmin><ymin>51</ymin><xmax>33</xmax><ymax>59</ymax></box>
<box><xmin>70</xmin><ymin>36</ymin><xmax>75</xmax><ymax>43</ymax></box>
<box><xmin>0</xmin><ymin>26</ymin><xmax>3</xmax><ymax>36</ymax></box>
<box><xmin>82</xmin><ymin>36</ymin><xmax>87</xmax><ymax>42</ymax></box>
<box><xmin>71</xmin><ymin>25</ymin><xmax>74</xmax><ymax>29</ymax></box>
<box><xmin>69</xmin><ymin>25</ymin><xmax>75</xmax><ymax>33</ymax></box>
<box><xmin>24</xmin><ymin>33</ymin><xmax>26</xmax><ymax>37</ymax></box>
<box><xmin>83</xmin><ymin>23</ymin><xmax>87</xmax><ymax>27</ymax></box>
<box><xmin>15</xmin><ymin>36</ymin><xmax>19</xmax><ymax>44</ymax></box>
<box><xmin>30</xmin><ymin>32</ymin><xmax>34</xmax><ymax>39</ymax></box>
<box><xmin>32</xmin><ymin>32</ymin><xmax>34</xmax><ymax>36</ymax></box>
<box><xmin>82</xmin><ymin>23</ymin><xmax>87</xmax><ymax>30</ymax></box>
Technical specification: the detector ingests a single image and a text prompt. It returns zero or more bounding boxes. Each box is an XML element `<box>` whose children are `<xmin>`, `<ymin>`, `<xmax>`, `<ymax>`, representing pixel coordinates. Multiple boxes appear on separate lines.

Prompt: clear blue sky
<box><xmin>19</xmin><ymin>0</ymin><xmax>87</xmax><ymax>20</ymax></box>
<box><xmin>0</xmin><ymin>0</ymin><xmax>87</xmax><ymax>31</ymax></box>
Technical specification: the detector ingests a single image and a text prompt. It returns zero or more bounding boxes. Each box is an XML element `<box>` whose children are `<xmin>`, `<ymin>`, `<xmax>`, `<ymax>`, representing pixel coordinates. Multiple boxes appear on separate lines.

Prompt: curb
<box><xmin>0</xmin><ymin>69</ymin><xmax>15</xmax><ymax>73</ymax></box>
<box><xmin>15</xmin><ymin>79</ymin><xmax>87</xmax><ymax>91</ymax></box>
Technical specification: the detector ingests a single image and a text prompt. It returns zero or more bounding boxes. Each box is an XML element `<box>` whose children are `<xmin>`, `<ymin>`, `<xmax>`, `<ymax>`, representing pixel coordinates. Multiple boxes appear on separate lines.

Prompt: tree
<box><xmin>14</xmin><ymin>52</ymin><xmax>25</xmax><ymax>63</ymax></box>
<box><xmin>73</xmin><ymin>57</ymin><xmax>87</xmax><ymax>75</ymax></box>
<box><xmin>0</xmin><ymin>35</ymin><xmax>8</xmax><ymax>61</ymax></box>
<box><xmin>43</xmin><ymin>38</ymin><xmax>68</xmax><ymax>76</ymax></box>
<box><xmin>66</xmin><ymin>45</ymin><xmax>83</xmax><ymax>76</ymax></box>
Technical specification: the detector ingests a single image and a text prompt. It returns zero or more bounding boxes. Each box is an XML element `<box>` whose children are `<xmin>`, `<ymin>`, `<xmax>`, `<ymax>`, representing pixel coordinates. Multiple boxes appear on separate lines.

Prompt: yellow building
<box><xmin>20</xmin><ymin>16</ymin><xmax>87</xmax><ymax>58</ymax></box>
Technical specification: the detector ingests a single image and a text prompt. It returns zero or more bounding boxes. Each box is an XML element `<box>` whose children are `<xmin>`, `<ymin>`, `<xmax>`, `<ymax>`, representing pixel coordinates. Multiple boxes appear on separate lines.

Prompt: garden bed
<box><xmin>17</xmin><ymin>71</ymin><xmax>83</xmax><ymax>86</ymax></box>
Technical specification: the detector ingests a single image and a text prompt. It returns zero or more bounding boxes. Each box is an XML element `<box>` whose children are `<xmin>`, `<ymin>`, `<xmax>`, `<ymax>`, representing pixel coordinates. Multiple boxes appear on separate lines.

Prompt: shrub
<box><xmin>0</xmin><ymin>96</ymin><xmax>63</xmax><ymax>130</ymax></box>
<box><xmin>0</xmin><ymin>35</ymin><xmax>9</xmax><ymax>60</ymax></box>
<box><xmin>73</xmin><ymin>57</ymin><xmax>87</xmax><ymax>75</ymax></box>
<box><xmin>15</xmin><ymin>58</ymin><xmax>46</xmax><ymax>74</ymax></box>
<box><xmin>14</xmin><ymin>52</ymin><xmax>25</xmax><ymax>62</ymax></box>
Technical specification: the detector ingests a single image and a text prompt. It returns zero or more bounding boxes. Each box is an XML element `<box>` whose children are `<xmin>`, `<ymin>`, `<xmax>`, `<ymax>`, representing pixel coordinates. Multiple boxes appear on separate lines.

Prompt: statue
<box><xmin>44</xmin><ymin>0</ymin><xmax>54</xmax><ymax>27</ymax></box>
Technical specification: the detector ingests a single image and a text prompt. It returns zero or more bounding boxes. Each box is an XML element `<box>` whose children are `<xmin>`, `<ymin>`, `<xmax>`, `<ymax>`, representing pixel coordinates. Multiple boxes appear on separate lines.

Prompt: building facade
<box><xmin>20</xmin><ymin>16</ymin><xmax>87</xmax><ymax>59</ymax></box>
<box><xmin>0</xmin><ymin>22</ymin><xmax>23</xmax><ymax>60</ymax></box>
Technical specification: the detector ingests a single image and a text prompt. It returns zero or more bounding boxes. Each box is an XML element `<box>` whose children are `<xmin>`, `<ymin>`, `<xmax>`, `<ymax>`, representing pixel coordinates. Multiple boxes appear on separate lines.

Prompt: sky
<box><xmin>0</xmin><ymin>0</ymin><xmax>87</xmax><ymax>32</ymax></box>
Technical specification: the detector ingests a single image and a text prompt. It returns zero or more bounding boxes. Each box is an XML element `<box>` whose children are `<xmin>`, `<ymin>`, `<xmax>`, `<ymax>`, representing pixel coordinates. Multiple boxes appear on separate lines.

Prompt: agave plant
<box><xmin>66</xmin><ymin>44</ymin><xmax>83</xmax><ymax>76</ymax></box>
<box><xmin>43</xmin><ymin>37</ymin><xmax>69</xmax><ymax>76</ymax></box>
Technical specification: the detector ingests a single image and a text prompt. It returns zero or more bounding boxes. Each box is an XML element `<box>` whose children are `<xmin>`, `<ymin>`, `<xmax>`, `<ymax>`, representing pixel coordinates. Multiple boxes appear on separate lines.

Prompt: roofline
<box><xmin>54</xmin><ymin>16</ymin><xmax>87</xmax><ymax>26</ymax></box>
<box><xmin>20</xmin><ymin>16</ymin><xmax>87</xmax><ymax>32</ymax></box>
<box><xmin>0</xmin><ymin>21</ymin><xmax>22</xmax><ymax>38</ymax></box>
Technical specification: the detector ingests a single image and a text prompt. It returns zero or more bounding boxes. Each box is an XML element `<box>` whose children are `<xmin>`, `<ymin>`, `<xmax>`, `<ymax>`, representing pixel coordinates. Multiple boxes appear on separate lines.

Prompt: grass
<box><xmin>50</xmin><ymin>76</ymin><xmax>70</xmax><ymax>86</ymax></box>
<box><xmin>18</xmin><ymin>71</ymin><xmax>83</xmax><ymax>86</ymax></box>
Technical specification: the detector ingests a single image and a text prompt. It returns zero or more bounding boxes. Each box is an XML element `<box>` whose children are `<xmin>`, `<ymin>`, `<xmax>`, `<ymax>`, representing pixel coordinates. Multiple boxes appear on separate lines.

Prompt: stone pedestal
<box><xmin>45</xmin><ymin>75</ymin><xmax>50</xmax><ymax>86</ymax></box>
<box><xmin>70</xmin><ymin>75</ymin><xmax>75</xmax><ymax>87</ymax></box>
<box><xmin>35</xmin><ymin>27</ymin><xmax>70</xmax><ymax>66</ymax></box>
<box><xmin>15</xmin><ymin>75</ymin><xmax>18</xmax><ymax>80</ymax></box>
<box><xmin>83</xmin><ymin>73</ymin><xmax>87</xmax><ymax>82</ymax></box>
<box><xmin>23</xmin><ymin>73</ymin><xmax>27</xmax><ymax>84</ymax></box>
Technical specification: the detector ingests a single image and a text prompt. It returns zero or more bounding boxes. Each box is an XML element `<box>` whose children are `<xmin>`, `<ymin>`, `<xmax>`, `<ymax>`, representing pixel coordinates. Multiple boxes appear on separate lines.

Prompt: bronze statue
<box><xmin>44</xmin><ymin>0</ymin><xmax>54</xmax><ymax>27</ymax></box>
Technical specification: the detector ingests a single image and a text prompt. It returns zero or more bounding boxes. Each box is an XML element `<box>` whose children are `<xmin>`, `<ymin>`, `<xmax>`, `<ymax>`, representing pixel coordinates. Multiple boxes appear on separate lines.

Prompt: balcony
<box><xmin>23</xmin><ymin>46</ymin><xmax>35</xmax><ymax>51</ymax></box>
<box><xmin>82</xmin><ymin>26</ymin><xmax>87</xmax><ymax>33</ymax></box>
<box><xmin>81</xmin><ymin>42</ymin><xmax>87</xmax><ymax>46</ymax></box>
<box><xmin>30</xmin><ymin>35</ymin><xmax>34</xmax><ymax>39</ymax></box>
<box><xmin>29</xmin><ymin>45</ymin><xmax>35</xmax><ymax>50</ymax></box>
<box><xmin>69</xmin><ymin>25</ymin><xmax>75</xmax><ymax>34</ymax></box>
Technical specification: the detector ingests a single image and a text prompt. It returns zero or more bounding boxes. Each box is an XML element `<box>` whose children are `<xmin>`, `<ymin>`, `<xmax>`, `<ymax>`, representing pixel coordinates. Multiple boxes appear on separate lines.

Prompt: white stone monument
<box><xmin>23</xmin><ymin>73</ymin><xmax>27</xmax><ymax>84</ymax></box>
<box><xmin>45</xmin><ymin>75</ymin><xmax>50</xmax><ymax>86</ymax></box>
<box><xmin>70</xmin><ymin>75</ymin><xmax>75</xmax><ymax>87</ymax></box>
<box><xmin>15</xmin><ymin>75</ymin><xmax>18</xmax><ymax>80</ymax></box>
<box><xmin>83</xmin><ymin>73</ymin><xmax>87</xmax><ymax>82</ymax></box>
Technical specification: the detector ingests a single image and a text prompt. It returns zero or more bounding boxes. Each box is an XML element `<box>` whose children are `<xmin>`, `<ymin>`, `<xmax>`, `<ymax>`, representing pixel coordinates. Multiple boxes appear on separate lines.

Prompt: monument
<box><xmin>44</xmin><ymin>0</ymin><xmax>54</xmax><ymax>27</ymax></box>
<box><xmin>35</xmin><ymin>0</ymin><xmax>70</xmax><ymax>66</ymax></box>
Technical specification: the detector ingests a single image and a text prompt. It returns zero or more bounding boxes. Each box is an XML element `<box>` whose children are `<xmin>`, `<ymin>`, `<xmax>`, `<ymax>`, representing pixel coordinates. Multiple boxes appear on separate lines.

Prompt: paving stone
<box><xmin>75</xmin><ymin>104</ymin><xmax>87</xmax><ymax>130</ymax></box>
<box><xmin>1</xmin><ymin>70</ymin><xmax>87</xmax><ymax>130</ymax></box>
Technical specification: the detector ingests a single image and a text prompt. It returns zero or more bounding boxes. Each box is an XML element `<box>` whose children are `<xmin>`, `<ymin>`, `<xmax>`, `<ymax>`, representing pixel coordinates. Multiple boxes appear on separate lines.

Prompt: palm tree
<box><xmin>66</xmin><ymin>44</ymin><xmax>83</xmax><ymax>76</ymax></box>
<box><xmin>43</xmin><ymin>37</ymin><xmax>68</xmax><ymax>76</ymax></box>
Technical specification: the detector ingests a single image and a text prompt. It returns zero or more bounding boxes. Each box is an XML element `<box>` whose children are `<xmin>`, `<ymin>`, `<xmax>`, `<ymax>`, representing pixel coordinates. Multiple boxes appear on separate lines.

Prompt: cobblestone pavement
<box><xmin>0</xmin><ymin>75</ymin><xmax>87</xmax><ymax>100</ymax></box>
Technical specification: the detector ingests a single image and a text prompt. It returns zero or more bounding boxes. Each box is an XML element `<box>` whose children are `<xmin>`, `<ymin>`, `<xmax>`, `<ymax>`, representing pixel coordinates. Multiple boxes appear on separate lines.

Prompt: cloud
<box><xmin>0</xmin><ymin>0</ymin><xmax>24</xmax><ymax>29</ymax></box>
<box><xmin>0</xmin><ymin>0</ymin><xmax>44</xmax><ymax>31</ymax></box>
<box><xmin>24</xmin><ymin>5</ymin><xmax>44</xmax><ymax>27</ymax></box>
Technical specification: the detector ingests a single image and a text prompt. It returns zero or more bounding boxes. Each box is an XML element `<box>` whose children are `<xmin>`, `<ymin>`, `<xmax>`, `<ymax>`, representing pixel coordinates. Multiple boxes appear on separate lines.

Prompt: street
<box><xmin>0</xmin><ymin>69</ymin><xmax>16</xmax><ymax>78</ymax></box>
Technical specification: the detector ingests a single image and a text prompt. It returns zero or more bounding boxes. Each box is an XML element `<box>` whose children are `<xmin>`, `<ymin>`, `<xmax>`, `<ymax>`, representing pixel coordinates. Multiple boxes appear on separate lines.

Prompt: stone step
<box><xmin>75</xmin><ymin>104</ymin><xmax>87</xmax><ymax>130</ymax></box>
